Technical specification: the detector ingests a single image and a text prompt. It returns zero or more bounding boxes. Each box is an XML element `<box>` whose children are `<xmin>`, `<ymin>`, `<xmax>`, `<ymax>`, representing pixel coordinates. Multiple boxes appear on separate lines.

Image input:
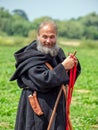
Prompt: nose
<box><xmin>46</xmin><ymin>38</ymin><xmax>51</xmax><ymax>43</ymax></box>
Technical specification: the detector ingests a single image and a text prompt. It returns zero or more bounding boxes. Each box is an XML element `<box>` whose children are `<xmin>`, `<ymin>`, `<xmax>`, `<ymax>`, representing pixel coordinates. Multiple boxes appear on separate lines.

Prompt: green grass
<box><xmin>0</xmin><ymin>43</ymin><xmax>98</xmax><ymax>130</ymax></box>
<box><xmin>0</xmin><ymin>45</ymin><xmax>21</xmax><ymax>130</ymax></box>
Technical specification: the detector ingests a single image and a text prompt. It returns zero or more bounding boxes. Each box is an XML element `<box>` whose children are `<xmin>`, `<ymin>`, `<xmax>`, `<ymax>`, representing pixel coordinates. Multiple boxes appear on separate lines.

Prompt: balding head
<box><xmin>37</xmin><ymin>20</ymin><xmax>58</xmax><ymax>35</ymax></box>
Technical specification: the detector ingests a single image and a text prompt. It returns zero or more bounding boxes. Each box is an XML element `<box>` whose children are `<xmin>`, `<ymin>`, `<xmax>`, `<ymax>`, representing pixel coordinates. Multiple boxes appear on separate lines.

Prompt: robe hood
<box><xmin>10</xmin><ymin>40</ymin><xmax>48</xmax><ymax>81</ymax></box>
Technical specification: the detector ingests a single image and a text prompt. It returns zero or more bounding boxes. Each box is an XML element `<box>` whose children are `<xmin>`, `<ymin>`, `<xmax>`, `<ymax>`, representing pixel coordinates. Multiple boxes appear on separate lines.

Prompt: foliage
<box><xmin>28</xmin><ymin>30</ymin><xmax>37</xmax><ymax>41</ymax></box>
<box><xmin>12</xmin><ymin>9</ymin><xmax>29</xmax><ymax>21</ymax></box>
<box><xmin>0</xmin><ymin>40</ymin><xmax>98</xmax><ymax>129</ymax></box>
<box><xmin>0</xmin><ymin>7</ymin><xmax>98</xmax><ymax>40</ymax></box>
<box><xmin>31</xmin><ymin>16</ymin><xmax>53</xmax><ymax>30</ymax></box>
<box><xmin>0</xmin><ymin>7</ymin><xmax>32</xmax><ymax>37</ymax></box>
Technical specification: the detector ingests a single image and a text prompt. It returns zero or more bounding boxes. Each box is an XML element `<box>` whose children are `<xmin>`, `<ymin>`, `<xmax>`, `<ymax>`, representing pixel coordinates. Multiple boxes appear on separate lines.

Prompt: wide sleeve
<box><xmin>21</xmin><ymin>63</ymin><xmax>69</xmax><ymax>93</ymax></box>
<box><xmin>76</xmin><ymin>60</ymin><xmax>81</xmax><ymax>79</ymax></box>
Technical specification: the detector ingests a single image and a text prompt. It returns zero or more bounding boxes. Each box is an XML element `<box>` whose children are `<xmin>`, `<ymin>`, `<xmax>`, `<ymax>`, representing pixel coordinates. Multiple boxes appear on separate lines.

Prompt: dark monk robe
<box><xmin>10</xmin><ymin>40</ymin><xmax>81</xmax><ymax>130</ymax></box>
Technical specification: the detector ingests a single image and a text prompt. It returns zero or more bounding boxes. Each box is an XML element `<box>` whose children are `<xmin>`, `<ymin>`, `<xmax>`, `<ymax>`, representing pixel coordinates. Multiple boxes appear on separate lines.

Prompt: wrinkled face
<box><xmin>37</xmin><ymin>24</ymin><xmax>57</xmax><ymax>48</ymax></box>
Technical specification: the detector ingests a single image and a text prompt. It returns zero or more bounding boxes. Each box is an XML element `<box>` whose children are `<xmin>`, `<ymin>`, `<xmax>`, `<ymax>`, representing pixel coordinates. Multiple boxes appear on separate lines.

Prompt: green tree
<box><xmin>57</xmin><ymin>20</ymin><xmax>84</xmax><ymax>39</ymax></box>
<box><xmin>0</xmin><ymin>7</ymin><xmax>13</xmax><ymax>35</ymax></box>
<box><xmin>84</xmin><ymin>26</ymin><xmax>98</xmax><ymax>39</ymax></box>
<box><xmin>12</xmin><ymin>9</ymin><xmax>29</xmax><ymax>21</ymax></box>
<box><xmin>0</xmin><ymin>7</ymin><xmax>98</xmax><ymax>40</ymax></box>
<box><xmin>31</xmin><ymin>16</ymin><xmax>53</xmax><ymax>30</ymax></box>
<box><xmin>82</xmin><ymin>12</ymin><xmax>98</xmax><ymax>27</ymax></box>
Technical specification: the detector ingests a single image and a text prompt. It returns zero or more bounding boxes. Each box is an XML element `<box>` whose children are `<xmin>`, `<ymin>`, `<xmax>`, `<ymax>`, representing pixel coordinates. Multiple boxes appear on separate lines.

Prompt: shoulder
<box><xmin>24</xmin><ymin>40</ymin><xmax>37</xmax><ymax>51</ymax></box>
<box><xmin>59</xmin><ymin>48</ymin><xmax>66</xmax><ymax>57</ymax></box>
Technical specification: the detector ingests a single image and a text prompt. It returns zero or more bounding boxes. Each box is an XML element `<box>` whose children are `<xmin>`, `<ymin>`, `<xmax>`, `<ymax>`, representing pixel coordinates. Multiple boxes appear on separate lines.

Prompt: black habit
<box><xmin>10</xmin><ymin>40</ymin><xmax>81</xmax><ymax>130</ymax></box>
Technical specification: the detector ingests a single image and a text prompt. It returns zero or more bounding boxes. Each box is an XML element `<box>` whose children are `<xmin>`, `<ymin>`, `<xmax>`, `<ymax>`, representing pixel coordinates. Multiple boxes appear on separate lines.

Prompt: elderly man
<box><xmin>10</xmin><ymin>20</ymin><xmax>81</xmax><ymax>130</ymax></box>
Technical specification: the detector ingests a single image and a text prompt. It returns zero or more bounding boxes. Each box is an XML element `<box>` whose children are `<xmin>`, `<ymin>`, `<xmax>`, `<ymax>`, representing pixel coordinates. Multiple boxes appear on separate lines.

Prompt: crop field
<box><xmin>0</xmin><ymin>43</ymin><xmax>98</xmax><ymax>130</ymax></box>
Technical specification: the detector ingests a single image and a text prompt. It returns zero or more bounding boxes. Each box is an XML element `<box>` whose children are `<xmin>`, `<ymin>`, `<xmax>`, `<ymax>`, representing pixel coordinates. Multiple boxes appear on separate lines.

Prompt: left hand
<box><xmin>69</xmin><ymin>53</ymin><xmax>78</xmax><ymax>66</ymax></box>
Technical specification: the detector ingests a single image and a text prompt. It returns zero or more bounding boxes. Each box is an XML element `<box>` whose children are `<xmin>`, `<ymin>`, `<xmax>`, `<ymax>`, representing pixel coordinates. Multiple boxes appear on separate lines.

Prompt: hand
<box><xmin>69</xmin><ymin>53</ymin><xmax>78</xmax><ymax>66</ymax></box>
<box><xmin>62</xmin><ymin>55</ymin><xmax>78</xmax><ymax>70</ymax></box>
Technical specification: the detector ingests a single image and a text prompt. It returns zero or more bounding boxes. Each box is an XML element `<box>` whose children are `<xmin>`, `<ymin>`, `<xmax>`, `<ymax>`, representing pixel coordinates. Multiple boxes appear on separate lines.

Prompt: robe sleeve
<box><xmin>21</xmin><ymin>63</ymin><xmax>69</xmax><ymax>93</ymax></box>
<box><xmin>76</xmin><ymin>60</ymin><xmax>81</xmax><ymax>79</ymax></box>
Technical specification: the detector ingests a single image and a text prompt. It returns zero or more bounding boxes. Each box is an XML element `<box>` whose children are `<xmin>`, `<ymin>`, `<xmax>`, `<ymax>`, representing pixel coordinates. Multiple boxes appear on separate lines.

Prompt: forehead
<box><xmin>39</xmin><ymin>24</ymin><xmax>57</xmax><ymax>35</ymax></box>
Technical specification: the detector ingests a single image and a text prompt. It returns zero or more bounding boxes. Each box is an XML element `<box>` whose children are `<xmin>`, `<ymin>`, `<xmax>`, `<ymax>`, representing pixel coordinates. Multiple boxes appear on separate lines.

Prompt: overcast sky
<box><xmin>0</xmin><ymin>0</ymin><xmax>98</xmax><ymax>21</ymax></box>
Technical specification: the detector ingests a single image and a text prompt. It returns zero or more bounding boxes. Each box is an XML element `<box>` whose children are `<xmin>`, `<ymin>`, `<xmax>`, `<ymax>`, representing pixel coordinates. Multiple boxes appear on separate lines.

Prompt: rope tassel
<box><xmin>66</xmin><ymin>61</ymin><xmax>77</xmax><ymax>130</ymax></box>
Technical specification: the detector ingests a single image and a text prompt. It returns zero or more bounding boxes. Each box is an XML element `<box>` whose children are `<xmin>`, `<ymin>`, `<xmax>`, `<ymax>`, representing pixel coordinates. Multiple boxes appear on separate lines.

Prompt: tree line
<box><xmin>0</xmin><ymin>7</ymin><xmax>98</xmax><ymax>40</ymax></box>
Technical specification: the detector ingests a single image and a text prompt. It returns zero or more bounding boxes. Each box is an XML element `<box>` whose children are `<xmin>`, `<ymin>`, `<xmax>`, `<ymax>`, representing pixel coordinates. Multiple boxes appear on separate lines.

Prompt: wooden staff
<box><xmin>45</xmin><ymin>63</ymin><xmax>68</xmax><ymax>130</ymax></box>
<box><xmin>47</xmin><ymin>84</ymin><xmax>65</xmax><ymax>130</ymax></box>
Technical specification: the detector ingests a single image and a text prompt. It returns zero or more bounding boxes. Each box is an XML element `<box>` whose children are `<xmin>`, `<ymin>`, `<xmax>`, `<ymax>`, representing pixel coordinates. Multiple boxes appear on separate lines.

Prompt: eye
<box><xmin>42</xmin><ymin>35</ymin><xmax>47</xmax><ymax>39</ymax></box>
<box><xmin>50</xmin><ymin>35</ymin><xmax>55</xmax><ymax>39</ymax></box>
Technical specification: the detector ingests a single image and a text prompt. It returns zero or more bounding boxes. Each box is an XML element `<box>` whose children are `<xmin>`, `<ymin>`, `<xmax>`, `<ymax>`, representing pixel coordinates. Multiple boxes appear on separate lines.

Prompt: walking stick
<box><xmin>45</xmin><ymin>63</ymin><xmax>67</xmax><ymax>130</ymax></box>
<box><xmin>47</xmin><ymin>84</ymin><xmax>65</xmax><ymax>130</ymax></box>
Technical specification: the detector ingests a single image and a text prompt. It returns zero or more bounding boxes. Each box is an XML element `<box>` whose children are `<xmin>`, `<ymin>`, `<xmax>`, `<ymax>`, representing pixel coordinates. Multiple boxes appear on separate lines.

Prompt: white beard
<box><xmin>37</xmin><ymin>40</ymin><xmax>60</xmax><ymax>57</ymax></box>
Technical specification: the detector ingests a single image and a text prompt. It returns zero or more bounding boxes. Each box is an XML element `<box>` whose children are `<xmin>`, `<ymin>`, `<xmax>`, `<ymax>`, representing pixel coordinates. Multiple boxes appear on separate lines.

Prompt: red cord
<box><xmin>66</xmin><ymin>63</ymin><xmax>77</xmax><ymax>130</ymax></box>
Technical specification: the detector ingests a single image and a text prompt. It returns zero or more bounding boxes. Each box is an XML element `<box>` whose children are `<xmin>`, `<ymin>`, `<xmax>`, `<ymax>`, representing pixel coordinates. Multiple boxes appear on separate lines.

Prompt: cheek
<box><xmin>38</xmin><ymin>36</ymin><xmax>45</xmax><ymax>44</ymax></box>
<box><xmin>40</xmin><ymin>38</ymin><xmax>44</xmax><ymax>43</ymax></box>
<box><xmin>51</xmin><ymin>38</ymin><xmax>56</xmax><ymax>44</ymax></box>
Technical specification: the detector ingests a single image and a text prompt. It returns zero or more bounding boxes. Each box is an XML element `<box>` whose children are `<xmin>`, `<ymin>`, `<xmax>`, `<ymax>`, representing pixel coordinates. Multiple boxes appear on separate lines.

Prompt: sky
<box><xmin>0</xmin><ymin>0</ymin><xmax>98</xmax><ymax>21</ymax></box>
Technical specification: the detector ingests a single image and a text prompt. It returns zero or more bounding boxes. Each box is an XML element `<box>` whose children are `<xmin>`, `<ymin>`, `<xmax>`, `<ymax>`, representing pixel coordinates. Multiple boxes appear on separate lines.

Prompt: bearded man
<box><xmin>10</xmin><ymin>20</ymin><xmax>81</xmax><ymax>130</ymax></box>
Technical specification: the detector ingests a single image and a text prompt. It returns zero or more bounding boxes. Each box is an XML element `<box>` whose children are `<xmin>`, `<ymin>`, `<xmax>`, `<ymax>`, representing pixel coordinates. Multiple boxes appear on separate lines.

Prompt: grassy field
<box><xmin>0</xmin><ymin>42</ymin><xmax>98</xmax><ymax>130</ymax></box>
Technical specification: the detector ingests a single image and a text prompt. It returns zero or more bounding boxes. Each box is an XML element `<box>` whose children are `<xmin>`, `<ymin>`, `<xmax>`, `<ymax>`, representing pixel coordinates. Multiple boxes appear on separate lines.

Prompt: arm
<box><xmin>21</xmin><ymin>63</ymin><xmax>69</xmax><ymax>93</ymax></box>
